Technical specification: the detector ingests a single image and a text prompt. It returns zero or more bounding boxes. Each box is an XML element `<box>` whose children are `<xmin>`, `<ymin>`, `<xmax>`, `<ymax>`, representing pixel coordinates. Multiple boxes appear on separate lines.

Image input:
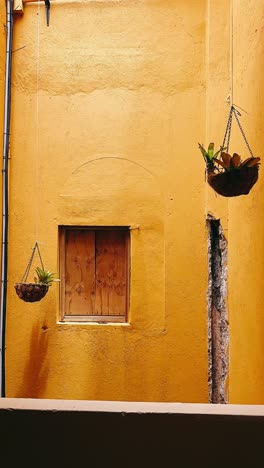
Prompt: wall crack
<box><xmin>207</xmin><ymin>215</ymin><xmax>229</xmax><ymax>404</ymax></box>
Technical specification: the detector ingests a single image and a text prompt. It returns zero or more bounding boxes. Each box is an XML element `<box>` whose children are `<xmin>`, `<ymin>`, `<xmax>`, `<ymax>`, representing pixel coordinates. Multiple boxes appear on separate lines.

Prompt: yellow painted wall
<box><xmin>227</xmin><ymin>0</ymin><xmax>264</xmax><ymax>404</ymax></box>
<box><xmin>3</xmin><ymin>0</ymin><xmax>264</xmax><ymax>403</ymax></box>
<box><xmin>205</xmin><ymin>0</ymin><xmax>264</xmax><ymax>404</ymax></box>
<box><xmin>6</xmin><ymin>0</ymin><xmax>208</xmax><ymax>402</ymax></box>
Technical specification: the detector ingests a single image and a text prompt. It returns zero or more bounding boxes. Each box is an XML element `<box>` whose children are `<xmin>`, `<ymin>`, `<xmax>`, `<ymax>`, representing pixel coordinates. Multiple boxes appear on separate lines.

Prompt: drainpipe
<box><xmin>0</xmin><ymin>0</ymin><xmax>14</xmax><ymax>397</ymax></box>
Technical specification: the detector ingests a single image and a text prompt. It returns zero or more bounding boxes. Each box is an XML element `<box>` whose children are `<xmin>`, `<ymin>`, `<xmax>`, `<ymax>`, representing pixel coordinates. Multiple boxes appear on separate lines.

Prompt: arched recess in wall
<box><xmin>59</xmin><ymin>155</ymin><xmax>166</xmax><ymax>329</ymax></box>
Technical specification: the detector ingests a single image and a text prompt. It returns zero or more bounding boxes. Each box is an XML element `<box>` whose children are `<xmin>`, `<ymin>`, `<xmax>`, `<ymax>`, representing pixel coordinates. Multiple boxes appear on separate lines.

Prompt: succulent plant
<box><xmin>34</xmin><ymin>267</ymin><xmax>58</xmax><ymax>287</ymax></box>
<box><xmin>198</xmin><ymin>143</ymin><xmax>260</xmax><ymax>173</ymax></box>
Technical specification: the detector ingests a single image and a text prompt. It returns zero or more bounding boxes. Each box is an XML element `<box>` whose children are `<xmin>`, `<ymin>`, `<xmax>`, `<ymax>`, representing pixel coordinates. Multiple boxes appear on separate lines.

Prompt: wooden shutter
<box><xmin>64</xmin><ymin>229</ymin><xmax>95</xmax><ymax>316</ymax></box>
<box><xmin>60</xmin><ymin>227</ymin><xmax>129</xmax><ymax>322</ymax></box>
<box><xmin>95</xmin><ymin>230</ymin><xmax>128</xmax><ymax>317</ymax></box>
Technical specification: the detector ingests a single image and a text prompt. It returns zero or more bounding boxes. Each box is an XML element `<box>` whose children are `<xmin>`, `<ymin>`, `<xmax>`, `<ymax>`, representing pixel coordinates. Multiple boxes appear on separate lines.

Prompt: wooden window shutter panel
<box><xmin>65</xmin><ymin>229</ymin><xmax>95</xmax><ymax>316</ymax></box>
<box><xmin>95</xmin><ymin>230</ymin><xmax>127</xmax><ymax>317</ymax></box>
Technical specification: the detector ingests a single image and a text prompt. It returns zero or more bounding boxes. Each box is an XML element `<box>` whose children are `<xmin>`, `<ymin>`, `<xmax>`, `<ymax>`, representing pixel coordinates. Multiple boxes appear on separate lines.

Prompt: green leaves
<box><xmin>34</xmin><ymin>267</ymin><xmax>59</xmax><ymax>286</ymax></box>
<box><xmin>198</xmin><ymin>143</ymin><xmax>226</xmax><ymax>165</ymax></box>
<box><xmin>207</xmin><ymin>143</ymin><xmax>215</xmax><ymax>160</ymax></box>
<box><xmin>198</xmin><ymin>143</ymin><xmax>225</xmax><ymax>170</ymax></box>
<box><xmin>198</xmin><ymin>143</ymin><xmax>210</xmax><ymax>163</ymax></box>
<box><xmin>213</xmin><ymin>148</ymin><xmax>224</xmax><ymax>160</ymax></box>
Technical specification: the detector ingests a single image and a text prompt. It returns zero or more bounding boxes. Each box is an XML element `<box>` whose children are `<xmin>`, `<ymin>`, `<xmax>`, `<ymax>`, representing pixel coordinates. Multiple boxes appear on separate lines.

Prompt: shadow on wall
<box><xmin>16</xmin><ymin>322</ymin><xmax>49</xmax><ymax>398</ymax></box>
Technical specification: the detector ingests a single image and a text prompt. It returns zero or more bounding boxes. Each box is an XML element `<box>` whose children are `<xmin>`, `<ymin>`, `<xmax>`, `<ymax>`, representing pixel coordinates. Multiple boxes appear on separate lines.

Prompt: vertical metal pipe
<box><xmin>0</xmin><ymin>0</ymin><xmax>14</xmax><ymax>397</ymax></box>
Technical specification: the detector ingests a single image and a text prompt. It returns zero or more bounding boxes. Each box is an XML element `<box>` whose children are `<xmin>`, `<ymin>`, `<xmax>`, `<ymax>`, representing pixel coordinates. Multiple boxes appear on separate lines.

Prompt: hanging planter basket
<box><xmin>14</xmin><ymin>242</ymin><xmax>57</xmax><ymax>303</ymax></box>
<box><xmin>199</xmin><ymin>105</ymin><xmax>261</xmax><ymax>197</ymax></box>
<box><xmin>207</xmin><ymin>165</ymin><xmax>259</xmax><ymax>197</ymax></box>
<box><xmin>14</xmin><ymin>283</ymin><xmax>49</xmax><ymax>303</ymax></box>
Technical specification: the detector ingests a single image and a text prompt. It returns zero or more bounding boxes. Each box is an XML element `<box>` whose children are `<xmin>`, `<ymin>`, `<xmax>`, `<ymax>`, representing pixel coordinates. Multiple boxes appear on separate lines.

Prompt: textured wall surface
<box><xmin>206</xmin><ymin>0</ymin><xmax>264</xmax><ymax>404</ymax></box>
<box><xmin>227</xmin><ymin>0</ymin><xmax>264</xmax><ymax>404</ymax></box>
<box><xmin>6</xmin><ymin>0</ymin><xmax>208</xmax><ymax>402</ymax></box>
<box><xmin>2</xmin><ymin>0</ymin><xmax>264</xmax><ymax>403</ymax></box>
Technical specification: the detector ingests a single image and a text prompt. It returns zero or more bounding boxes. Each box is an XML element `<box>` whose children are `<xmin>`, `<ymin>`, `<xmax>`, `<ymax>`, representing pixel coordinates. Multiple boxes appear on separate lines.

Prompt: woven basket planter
<box><xmin>14</xmin><ymin>283</ymin><xmax>49</xmax><ymax>303</ymax></box>
<box><xmin>207</xmin><ymin>165</ymin><xmax>259</xmax><ymax>197</ymax></box>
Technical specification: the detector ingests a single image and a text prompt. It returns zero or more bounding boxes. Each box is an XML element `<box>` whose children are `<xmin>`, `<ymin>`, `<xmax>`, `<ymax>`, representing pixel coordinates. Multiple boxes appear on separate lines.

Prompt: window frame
<box><xmin>59</xmin><ymin>226</ymin><xmax>130</xmax><ymax>323</ymax></box>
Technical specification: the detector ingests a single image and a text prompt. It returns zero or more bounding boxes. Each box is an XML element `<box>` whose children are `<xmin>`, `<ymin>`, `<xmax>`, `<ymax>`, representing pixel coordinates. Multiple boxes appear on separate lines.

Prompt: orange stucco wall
<box><xmin>6</xmin><ymin>0</ymin><xmax>208</xmax><ymax>402</ymax></box>
<box><xmin>1</xmin><ymin>0</ymin><xmax>264</xmax><ymax>403</ymax></box>
<box><xmin>227</xmin><ymin>0</ymin><xmax>264</xmax><ymax>404</ymax></box>
<box><xmin>206</xmin><ymin>0</ymin><xmax>264</xmax><ymax>404</ymax></box>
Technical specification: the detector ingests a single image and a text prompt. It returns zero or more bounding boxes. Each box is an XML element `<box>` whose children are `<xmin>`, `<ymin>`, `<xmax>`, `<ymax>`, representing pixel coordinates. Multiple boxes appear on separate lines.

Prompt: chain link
<box><xmin>36</xmin><ymin>242</ymin><xmax>45</xmax><ymax>271</ymax></box>
<box><xmin>221</xmin><ymin>105</ymin><xmax>254</xmax><ymax>158</ymax></box>
<box><xmin>21</xmin><ymin>241</ymin><xmax>45</xmax><ymax>283</ymax></box>
<box><xmin>232</xmin><ymin>107</ymin><xmax>254</xmax><ymax>157</ymax></box>
<box><xmin>222</xmin><ymin>107</ymin><xmax>233</xmax><ymax>152</ymax></box>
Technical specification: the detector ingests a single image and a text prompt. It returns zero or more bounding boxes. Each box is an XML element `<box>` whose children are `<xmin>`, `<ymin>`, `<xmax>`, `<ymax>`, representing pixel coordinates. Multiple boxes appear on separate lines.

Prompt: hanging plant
<box><xmin>199</xmin><ymin>106</ymin><xmax>261</xmax><ymax>197</ymax></box>
<box><xmin>14</xmin><ymin>242</ymin><xmax>59</xmax><ymax>303</ymax></box>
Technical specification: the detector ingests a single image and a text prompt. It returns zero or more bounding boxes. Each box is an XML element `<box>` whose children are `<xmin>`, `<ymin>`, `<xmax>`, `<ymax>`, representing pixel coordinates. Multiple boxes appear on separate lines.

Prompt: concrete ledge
<box><xmin>1</xmin><ymin>399</ymin><xmax>263</xmax><ymax>467</ymax></box>
<box><xmin>1</xmin><ymin>397</ymin><xmax>264</xmax><ymax>416</ymax></box>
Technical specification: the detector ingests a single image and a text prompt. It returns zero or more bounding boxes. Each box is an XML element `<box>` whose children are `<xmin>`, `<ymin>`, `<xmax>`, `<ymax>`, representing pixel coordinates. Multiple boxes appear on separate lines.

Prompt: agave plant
<box><xmin>15</xmin><ymin>267</ymin><xmax>59</xmax><ymax>303</ymax></box>
<box><xmin>34</xmin><ymin>267</ymin><xmax>58</xmax><ymax>287</ymax></box>
<box><xmin>213</xmin><ymin>152</ymin><xmax>260</xmax><ymax>171</ymax></box>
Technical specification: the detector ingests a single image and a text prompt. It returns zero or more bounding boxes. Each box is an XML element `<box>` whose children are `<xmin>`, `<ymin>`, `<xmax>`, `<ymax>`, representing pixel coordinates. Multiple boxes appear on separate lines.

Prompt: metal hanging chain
<box><xmin>221</xmin><ymin>105</ymin><xmax>254</xmax><ymax>158</ymax></box>
<box><xmin>222</xmin><ymin>106</ymin><xmax>233</xmax><ymax>153</ymax></box>
<box><xmin>21</xmin><ymin>241</ymin><xmax>45</xmax><ymax>283</ymax></box>
<box><xmin>232</xmin><ymin>106</ymin><xmax>254</xmax><ymax>158</ymax></box>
